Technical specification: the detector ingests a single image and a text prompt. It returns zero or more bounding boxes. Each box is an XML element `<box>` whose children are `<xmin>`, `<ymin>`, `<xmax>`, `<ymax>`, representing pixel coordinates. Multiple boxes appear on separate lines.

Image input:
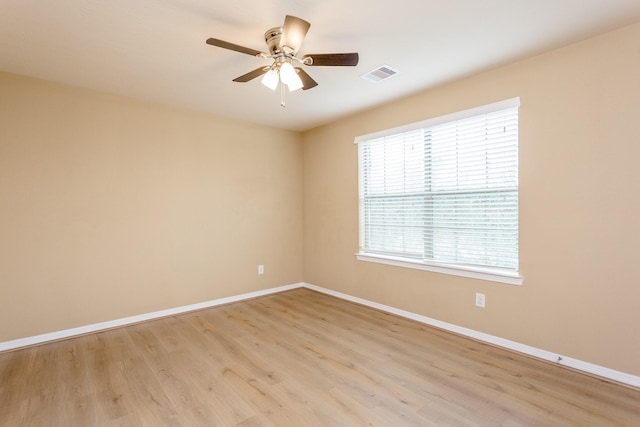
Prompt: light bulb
<box><xmin>261</xmin><ymin>69</ymin><xmax>279</xmax><ymax>90</ymax></box>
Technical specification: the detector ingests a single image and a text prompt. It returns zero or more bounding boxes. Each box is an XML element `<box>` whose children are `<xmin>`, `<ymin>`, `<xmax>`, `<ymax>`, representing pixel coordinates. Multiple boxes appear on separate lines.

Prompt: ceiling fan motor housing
<box><xmin>264</xmin><ymin>27</ymin><xmax>284</xmax><ymax>55</ymax></box>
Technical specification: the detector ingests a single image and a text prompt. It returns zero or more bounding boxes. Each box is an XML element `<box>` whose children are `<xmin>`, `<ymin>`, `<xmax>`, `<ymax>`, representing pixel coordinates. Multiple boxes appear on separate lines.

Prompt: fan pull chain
<box><xmin>280</xmin><ymin>81</ymin><xmax>286</xmax><ymax>107</ymax></box>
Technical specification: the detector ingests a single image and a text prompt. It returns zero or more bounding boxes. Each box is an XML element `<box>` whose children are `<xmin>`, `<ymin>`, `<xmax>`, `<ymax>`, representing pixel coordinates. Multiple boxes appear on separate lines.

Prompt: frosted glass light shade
<box><xmin>279</xmin><ymin>62</ymin><xmax>296</xmax><ymax>84</ymax></box>
<box><xmin>261</xmin><ymin>69</ymin><xmax>279</xmax><ymax>90</ymax></box>
<box><xmin>279</xmin><ymin>62</ymin><xmax>303</xmax><ymax>92</ymax></box>
<box><xmin>287</xmin><ymin>75</ymin><xmax>304</xmax><ymax>92</ymax></box>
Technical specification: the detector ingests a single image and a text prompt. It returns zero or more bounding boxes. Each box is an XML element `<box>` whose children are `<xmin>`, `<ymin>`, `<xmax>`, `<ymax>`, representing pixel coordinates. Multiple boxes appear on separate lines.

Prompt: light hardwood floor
<box><xmin>1</xmin><ymin>288</ymin><xmax>639</xmax><ymax>426</ymax></box>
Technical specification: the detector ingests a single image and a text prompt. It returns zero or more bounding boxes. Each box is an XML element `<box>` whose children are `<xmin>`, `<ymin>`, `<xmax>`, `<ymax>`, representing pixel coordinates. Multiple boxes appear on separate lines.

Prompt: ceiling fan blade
<box><xmin>206</xmin><ymin>38</ymin><xmax>265</xmax><ymax>57</ymax></box>
<box><xmin>303</xmin><ymin>53</ymin><xmax>359</xmax><ymax>66</ymax></box>
<box><xmin>232</xmin><ymin>67</ymin><xmax>269</xmax><ymax>82</ymax></box>
<box><xmin>295</xmin><ymin>68</ymin><xmax>318</xmax><ymax>90</ymax></box>
<box><xmin>281</xmin><ymin>15</ymin><xmax>310</xmax><ymax>54</ymax></box>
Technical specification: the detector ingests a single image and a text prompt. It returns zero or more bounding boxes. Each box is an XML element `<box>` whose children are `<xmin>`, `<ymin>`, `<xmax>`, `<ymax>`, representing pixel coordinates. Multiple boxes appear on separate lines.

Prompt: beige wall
<box><xmin>303</xmin><ymin>22</ymin><xmax>640</xmax><ymax>376</ymax></box>
<box><xmin>0</xmin><ymin>71</ymin><xmax>303</xmax><ymax>341</ymax></box>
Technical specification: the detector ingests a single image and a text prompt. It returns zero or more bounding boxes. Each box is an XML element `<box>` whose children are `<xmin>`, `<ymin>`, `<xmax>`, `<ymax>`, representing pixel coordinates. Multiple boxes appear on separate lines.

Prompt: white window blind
<box><xmin>357</xmin><ymin>98</ymin><xmax>520</xmax><ymax>278</ymax></box>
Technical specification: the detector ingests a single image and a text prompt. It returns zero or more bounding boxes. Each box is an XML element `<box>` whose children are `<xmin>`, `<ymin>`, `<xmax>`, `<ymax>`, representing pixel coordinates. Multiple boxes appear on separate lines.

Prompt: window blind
<box><xmin>357</xmin><ymin>98</ymin><xmax>519</xmax><ymax>273</ymax></box>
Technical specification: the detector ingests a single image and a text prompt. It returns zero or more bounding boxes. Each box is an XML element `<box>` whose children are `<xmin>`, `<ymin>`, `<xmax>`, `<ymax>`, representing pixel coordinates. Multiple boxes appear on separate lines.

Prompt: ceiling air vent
<box><xmin>361</xmin><ymin>65</ymin><xmax>398</xmax><ymax>83</ymax></box>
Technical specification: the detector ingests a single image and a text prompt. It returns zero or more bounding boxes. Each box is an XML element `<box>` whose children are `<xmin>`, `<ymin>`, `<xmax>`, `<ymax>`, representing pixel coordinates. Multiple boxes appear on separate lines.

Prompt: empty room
<box><xmin>1</xmin><ymin>1</ymin><xmax>640</xmax><ymax>426</ymax></box>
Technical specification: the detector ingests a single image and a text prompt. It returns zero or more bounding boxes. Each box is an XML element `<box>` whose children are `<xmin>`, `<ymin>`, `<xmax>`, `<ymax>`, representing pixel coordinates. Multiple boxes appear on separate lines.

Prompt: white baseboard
<box><xmin>0</xmin><ymin>283</ymin><xmax>302</xmax><ymax>353</ymax></box>
<box><xmin>302</xmin><ymin>282</ymin><xmax>640</xmax><ymax>389</ymax></box>
<box><xmin>2</xmin><ymin>281</ymin><xmax>638</xmax><ymax>389</ymax></box>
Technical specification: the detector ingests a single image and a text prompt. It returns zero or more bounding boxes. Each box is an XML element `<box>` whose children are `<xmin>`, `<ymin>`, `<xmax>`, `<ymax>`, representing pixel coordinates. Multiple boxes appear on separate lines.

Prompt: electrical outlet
<box><xmin>475</xmin><ymin>292</ymin><xmax>486</xmax><ymax>308</ymax></box>
<box><xmin>258</xmin><ymin>265</ymin><xmax>264</xmax><ymax>275</ymax></box>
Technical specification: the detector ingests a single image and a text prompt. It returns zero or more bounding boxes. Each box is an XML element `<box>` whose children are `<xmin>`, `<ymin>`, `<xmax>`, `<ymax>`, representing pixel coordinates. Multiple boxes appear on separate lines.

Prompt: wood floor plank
<box><xmin>1</xmin><ymin>288</ymin><xmax>639</xmax><ymax>426</ymax></box>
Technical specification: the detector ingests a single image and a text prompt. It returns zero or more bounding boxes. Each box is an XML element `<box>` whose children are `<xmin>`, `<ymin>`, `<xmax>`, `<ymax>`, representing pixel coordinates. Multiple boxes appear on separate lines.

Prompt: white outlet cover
<box><xmin>475</xmin><ymin>293</ymin><xmax>486</xmax><ymax>308</ymax></box>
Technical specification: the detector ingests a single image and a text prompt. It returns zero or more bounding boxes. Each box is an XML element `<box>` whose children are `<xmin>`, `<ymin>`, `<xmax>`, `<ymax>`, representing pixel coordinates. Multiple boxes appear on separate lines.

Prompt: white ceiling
<box><xmin>2</xmin><ymin>1</ymin><xmax>640</xmax><ymax>132</ymax></box>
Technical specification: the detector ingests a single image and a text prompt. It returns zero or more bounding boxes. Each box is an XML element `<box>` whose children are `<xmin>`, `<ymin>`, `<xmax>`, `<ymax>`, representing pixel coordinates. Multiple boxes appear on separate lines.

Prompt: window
<box><xmin>356</xmin><ymin>98</ymin><xmax>522</xmax><ymax>285</ymax></box>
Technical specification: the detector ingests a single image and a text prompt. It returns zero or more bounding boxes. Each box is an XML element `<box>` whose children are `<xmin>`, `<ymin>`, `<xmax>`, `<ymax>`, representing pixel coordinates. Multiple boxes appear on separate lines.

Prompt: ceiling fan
<box><xmin>206</xmin><ymin>15</ymin><xmax>359</xmax><ymax>106</ymax></box>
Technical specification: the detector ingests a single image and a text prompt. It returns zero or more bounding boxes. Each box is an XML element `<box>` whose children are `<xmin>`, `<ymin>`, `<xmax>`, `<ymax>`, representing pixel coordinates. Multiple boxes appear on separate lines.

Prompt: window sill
<box><xmin>355</xmin><ymin>253</ymin><xmax>524</xmax><ymax>286</ymax></box>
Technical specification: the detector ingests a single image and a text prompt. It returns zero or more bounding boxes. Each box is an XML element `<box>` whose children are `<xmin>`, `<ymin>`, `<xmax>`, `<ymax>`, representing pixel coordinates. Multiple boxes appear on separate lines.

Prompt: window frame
<box><xmin>355</xmin><ymin>98</ymin><xmax>523</xmax><ymax>286</ymax></box>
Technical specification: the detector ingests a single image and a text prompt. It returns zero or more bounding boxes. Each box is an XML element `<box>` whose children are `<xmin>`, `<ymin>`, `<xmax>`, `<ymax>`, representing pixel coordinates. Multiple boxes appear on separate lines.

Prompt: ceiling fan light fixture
<box><xmin>279</xmin><ymin>61</ymin><xmax>303</xmax><ymax>92</ymax></box>
<box><xmin>261</xmin><ymin>68</ymin><xmax>279</xmax><ymax>90</ymax></box>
